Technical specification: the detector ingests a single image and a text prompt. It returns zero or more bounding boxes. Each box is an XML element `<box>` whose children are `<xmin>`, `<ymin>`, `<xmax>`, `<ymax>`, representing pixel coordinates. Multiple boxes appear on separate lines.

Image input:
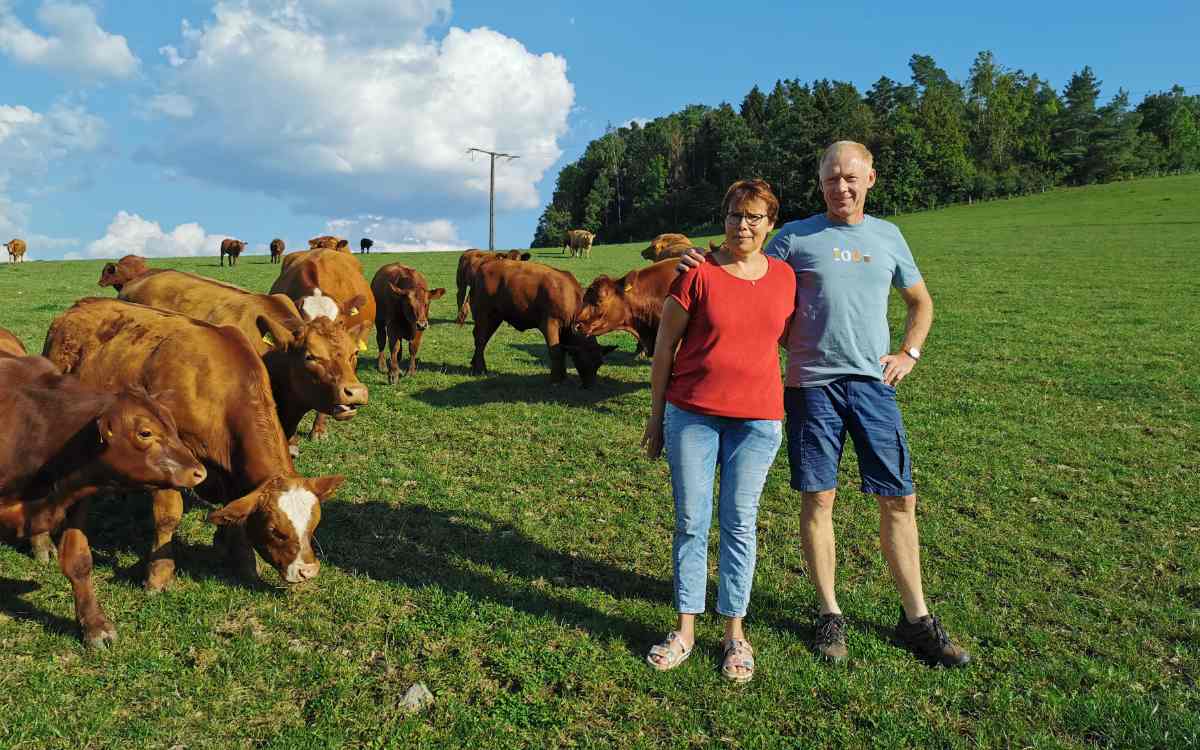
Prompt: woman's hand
<box><xmin>641</xmin><ymin>413</ymin><xmax>664</xmax><ymax>459</ymax></box>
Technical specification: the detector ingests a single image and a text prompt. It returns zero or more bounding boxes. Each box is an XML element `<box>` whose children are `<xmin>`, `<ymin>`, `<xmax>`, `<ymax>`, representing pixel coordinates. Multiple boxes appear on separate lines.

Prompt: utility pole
<box><xmin>467</xmin><ymin>148</ymin><xmax>519</xmax><ymax>250</ymax></box>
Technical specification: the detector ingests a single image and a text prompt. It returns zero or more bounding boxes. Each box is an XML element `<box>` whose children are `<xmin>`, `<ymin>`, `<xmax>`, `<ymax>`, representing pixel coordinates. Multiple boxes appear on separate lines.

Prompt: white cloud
<box><xmin>143</xmin><ymin>93</ymin><xmax>196</xmax><ymax>120</ymax></box>
<box><xmin>324</xmin><ymin>214</ymin><xmax>467</xmax><ymax>252</ymax></box>
<box><xmin>84</xmin><ymin>211</ymin><xmax>229</xmax><ymax>259</ymax></box>
<box><xmin>142</xmin><ymin>1</ymin><xmax>574</xmax><ymax>221</ymax></box>
<box><xmin>0</xmin><ymin>1</ymin><xmax>139</xmax><ymax>79</ymax></box>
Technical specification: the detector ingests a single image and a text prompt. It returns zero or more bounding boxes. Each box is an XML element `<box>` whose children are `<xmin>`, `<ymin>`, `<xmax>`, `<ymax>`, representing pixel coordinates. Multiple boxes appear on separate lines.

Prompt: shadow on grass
<box><xmin>317</xmin><ymin>501</ymin><xmax>666</xmax><ymax>650</ymax></box>
<box><xmin>0</xmin><ymin>577</ymin><xmax>78</xmax><ymax>638</ymax></box>
<box><xmin>408</xmin><ymin>371</ymin><xmax>641</xmax><ymax>412</ymax></box>
<box><xmin>506</xmin><ymin>341</ymin><xmax>648</xmax><ymax>369</ymax></box>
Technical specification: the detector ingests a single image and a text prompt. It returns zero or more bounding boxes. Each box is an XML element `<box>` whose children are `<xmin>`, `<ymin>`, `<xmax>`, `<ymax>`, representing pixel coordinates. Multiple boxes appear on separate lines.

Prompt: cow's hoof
<box><xmin>145</xmin><ymin>561</ymin><xmax>176</xmax><ymax>592</ymax></box>
<box><xmin>288</xmin><ymin>444</ymin><xmax>301</xmax><ymax>458</ymax></box>
<box><xmin>30</xmin><ymin>534</ymin><xmax>56</xmax><ymax>564</ymax></box>
<box><xmin>82</xmin><ymin>619</ymin><xmax>117</xmax><ymax>649</ymax></box>
<box><xmin>309</xmin><ymin>429</ymin><xmax>329</xmax><ymax>441</ymax></box>
<box><xmin>388</xmin><ymin>371</ymin><xmax>400</xmax><ymax>385</ymax></box>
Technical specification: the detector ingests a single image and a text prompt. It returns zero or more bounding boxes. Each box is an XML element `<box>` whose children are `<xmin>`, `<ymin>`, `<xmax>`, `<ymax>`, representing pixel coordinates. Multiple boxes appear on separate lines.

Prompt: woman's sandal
<box><xmin>721</xmin><ymin>638</ymin><xmax>755</xmax><ymax>684</ymax></box>
<box><xmin>646</xmin><ymin>631</ymin><xmax>693</xmax><ymax>671</ymax></box>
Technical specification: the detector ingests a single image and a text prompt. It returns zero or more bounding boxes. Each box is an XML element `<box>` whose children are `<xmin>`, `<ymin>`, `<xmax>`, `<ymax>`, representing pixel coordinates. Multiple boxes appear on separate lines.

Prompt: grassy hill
<box><xmin>0</xmin><ymin>175</ymin><xmax>1197</xmax><ymax>748</ymax></box>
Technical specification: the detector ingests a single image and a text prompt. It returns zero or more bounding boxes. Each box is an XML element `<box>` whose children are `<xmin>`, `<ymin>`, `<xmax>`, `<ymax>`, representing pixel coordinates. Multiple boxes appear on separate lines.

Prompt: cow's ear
<box><xmin>306</xmin><ymin>475</ymin><xmax>345</xmax><ymax>502</ymax></box>
<box><xmin>256</xmin><ymin>315</ymin><xmax>295</xmax><ymax>350</ymax></box>
<box><xmin>429</xmin><ymin>288</ymin><xmax>446</xmax><ymax>300</ymax></box>
<box><xmin>519</xmin><ymin>252</ymin><xmax>532</xmax><ymax>261</ymax></box>
<box><xmin>208</xmin><ymin>490</ymin><xmax>261</xmax><ymax>526</ymax></box>
<box><xmin>387</xmin><ymin>283</ymin><xmax>408</xmax><ymax>298</ymax></box>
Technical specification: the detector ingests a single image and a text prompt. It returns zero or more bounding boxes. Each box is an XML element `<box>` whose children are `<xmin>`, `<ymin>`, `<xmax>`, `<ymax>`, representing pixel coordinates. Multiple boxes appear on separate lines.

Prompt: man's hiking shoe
<box><xmin>813</xmin><ymin>613</ymin><xmax>848</xmax><ymax>663</ymax></box>
<box><xmin>894</xmin><ymin>611</ymin><xmax>971</xmax><ymax>668</ymax></box>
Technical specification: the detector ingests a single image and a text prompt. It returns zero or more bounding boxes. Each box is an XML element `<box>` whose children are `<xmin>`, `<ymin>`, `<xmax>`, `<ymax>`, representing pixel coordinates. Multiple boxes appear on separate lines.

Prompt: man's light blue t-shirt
<box><xmin>765</xmin><ymin>214</ymin><xmax>923</xmax><ymax>387</ymax></box>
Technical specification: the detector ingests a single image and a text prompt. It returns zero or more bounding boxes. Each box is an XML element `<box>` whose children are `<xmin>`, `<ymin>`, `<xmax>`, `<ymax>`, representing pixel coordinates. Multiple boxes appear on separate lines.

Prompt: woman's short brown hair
<box><xmin>722</xmin><ymin>179</ymin><xmax>780</xmax><ymax>224</ymax></box>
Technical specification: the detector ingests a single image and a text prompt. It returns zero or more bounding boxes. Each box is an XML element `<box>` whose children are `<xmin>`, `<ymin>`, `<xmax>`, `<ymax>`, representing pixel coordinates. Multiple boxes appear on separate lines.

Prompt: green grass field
<box><xmin>0</xmin><ymin>175</ymin><xmax>1197</xmax><ymax>749</ymax></box>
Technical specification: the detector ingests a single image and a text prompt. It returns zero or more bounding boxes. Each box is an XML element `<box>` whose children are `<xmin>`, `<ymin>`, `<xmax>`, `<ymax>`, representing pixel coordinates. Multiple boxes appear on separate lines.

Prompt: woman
<box><xmin>642</xmin><ymin>179</ymin><xmax>795</xmax><ymax>683</ymax></box>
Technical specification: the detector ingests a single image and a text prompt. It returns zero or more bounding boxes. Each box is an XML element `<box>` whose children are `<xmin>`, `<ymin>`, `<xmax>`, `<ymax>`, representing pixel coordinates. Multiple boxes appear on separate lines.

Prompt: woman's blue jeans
<box><xmin>664</xmin><ymin>402</ymin><xmax>783</xmax><ymax>618</ymax></box>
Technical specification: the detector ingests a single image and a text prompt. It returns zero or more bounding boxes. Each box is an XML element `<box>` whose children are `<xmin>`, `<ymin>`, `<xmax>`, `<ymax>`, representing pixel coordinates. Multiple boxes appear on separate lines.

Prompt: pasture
<box><xmin>0</xmin><ymin>175</ymin><xmax>1197</xmax><ymax>749</ymax></box>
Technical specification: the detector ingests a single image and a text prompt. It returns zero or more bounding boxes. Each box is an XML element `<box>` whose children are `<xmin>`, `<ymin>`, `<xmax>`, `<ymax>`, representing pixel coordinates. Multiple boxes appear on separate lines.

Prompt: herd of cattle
<box><xmin>0</xmin><ymin>230</ymin><xmax>699</xmax><ymax>647</ymax></box>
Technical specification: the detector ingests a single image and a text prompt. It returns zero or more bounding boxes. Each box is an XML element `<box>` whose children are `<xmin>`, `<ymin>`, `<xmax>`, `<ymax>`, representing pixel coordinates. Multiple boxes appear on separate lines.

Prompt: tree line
<box><xmin>531</xmin><ymin>52</ymin><xmax>1200</xmax><ymax>247</ymax></box>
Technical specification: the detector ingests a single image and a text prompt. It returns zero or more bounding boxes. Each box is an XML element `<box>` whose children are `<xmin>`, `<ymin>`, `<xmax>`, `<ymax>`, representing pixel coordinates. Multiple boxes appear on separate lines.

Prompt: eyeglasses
<box><xmin>726</xmin><ymin>211</ymin><xmax>768</xmax><ymax>227</ymax></box>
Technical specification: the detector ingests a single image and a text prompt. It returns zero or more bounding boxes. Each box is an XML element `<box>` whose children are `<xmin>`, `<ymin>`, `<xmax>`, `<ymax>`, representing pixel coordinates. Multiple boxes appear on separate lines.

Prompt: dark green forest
<box><xmin>531</xmin><ymin>52</ymin><xmax>1200</xmax><ymax>247</ymax></box>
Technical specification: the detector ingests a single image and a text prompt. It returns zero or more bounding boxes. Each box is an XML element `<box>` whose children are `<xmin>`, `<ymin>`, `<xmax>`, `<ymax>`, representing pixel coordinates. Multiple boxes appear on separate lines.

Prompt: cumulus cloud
<box><xmin>84</xmin><ymin>211</ymin><xmax>229</xmax><ymax>259</ymax></box>
<box><xmin>0</xmin><ymin>1</ymin><xmax>139</xmax><ymax>79</ymax></box>
<box><xmin>324</xmin><ymin>214</ymin><xmax>467</xmax><ymax>252</ymax></box>
<box><xmin>141</xmin><ymin>0</ymin><xmax>573</xmax><ymax>221</ymax></box>
<box><xmin>142</xmin><ymin>93</ymin><xmax>196</xmax><ymax>120</ymax></box>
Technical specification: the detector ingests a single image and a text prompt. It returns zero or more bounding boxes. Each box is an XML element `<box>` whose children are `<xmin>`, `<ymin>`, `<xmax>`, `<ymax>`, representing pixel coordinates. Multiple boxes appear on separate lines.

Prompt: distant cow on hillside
<box><xmin>219</xmin><ymin>239</ymin><xmax>246</xmax><ymax>267</ymax></box>
<box><xmin>564</xmin><ymin>229</ymin><xmax>595</xmax><ymax>259</ymax></box>
<box><xmin>640</xmin><ymin>233</ymin><xmax>693</xmax><ymax>261</ymax></box>
<box><xmin>309</xmin><ymin>235</ymin><xmax>350</xmax><ymax>252</ymax></box>
<box><xmin>98</xmin><ymin>255</ymin><xmax>152</xmax><ymax>291</ymax></box>
<box><xmin>270</xmin><ymin>238</ymin><xmax>285</xmax><ymax>263</ymax></box>
<box><xmin>360</xmin><ymin>238</ymin><xmax>374</xmax><ymax>254</ymax></box>
<box><xmin>4</xmin><ymin>238</ymin><xmax>26</xmax><ymax>263</ymax></box>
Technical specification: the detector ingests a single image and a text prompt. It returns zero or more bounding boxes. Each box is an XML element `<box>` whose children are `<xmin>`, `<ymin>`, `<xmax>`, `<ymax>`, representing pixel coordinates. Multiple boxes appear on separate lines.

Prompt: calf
<box><xmin>0</xmin><ymin>354</ymin><xmax>205</xmax><ymax>647</ymax></box>
<box><xmin>0</xmin><ymin>326</ymin><xmax>25</xmax><ymax>357</ymax></box>
<box><xmin>220</xmin><ymin>238</ymin><xmax>246</xmax><ymax>267</ymax></box>
<box><xmin>270</xmin><ymin>238</ymin><xmax>285</xmax><ymax>264</ymax></box>
<box><xmin>469</xmin><ymin>260</ymin><xmax>615</xmax><ymax>387</ymax></box>
<box><xmin>575</xmin><ymin>259</ymin><xmax>677</xmax><ymax>357</ymax></box>
<box><xmin>360</xmin><ymin>238</ymin><xmax>374</xmax><ymax>254</ymax></box>
<box><xmin>455</xmin><ymin>249</ymin><xmax>531</xmax><ymax>325</ymax></box>
<box><xmin>371</xmin><ymin>264</ymin><xmax>445</xmax><ymax>382</ymax></box>
<box><xmin>4</xmin><ymin>238</ymin><xmax>26</xmax><ymax>262</ymax></box>
<box><xmin>43</xmin><ymin>299</ymin><xmax>345</xmax><ymax>601</ymax></box>
<box><xmin>640</xmin><ymin>233</ymin><xmax>693</xmax><ymax>261</ymax></box>
<box><xmin>564</xmin><ymin>229</ymin><xmax>595</xmax><ymax>258</ymax></box>
<box><xmin>98</xmin><ymin>255</ymin><xmax>152</xmax><ymax>291</ymax></box>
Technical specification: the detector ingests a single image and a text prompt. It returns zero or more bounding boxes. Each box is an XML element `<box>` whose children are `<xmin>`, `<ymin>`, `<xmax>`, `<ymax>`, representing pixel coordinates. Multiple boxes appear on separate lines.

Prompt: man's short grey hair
<box><xmin>819</xmin><ymin>141</ymin><xmax>874</xmax><ymax>174</ymax></box>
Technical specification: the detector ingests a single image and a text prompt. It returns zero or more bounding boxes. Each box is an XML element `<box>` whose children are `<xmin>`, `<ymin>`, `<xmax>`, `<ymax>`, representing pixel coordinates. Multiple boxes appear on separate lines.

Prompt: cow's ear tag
<box><xmin>624</xmin><ymin>284</ymin><xmax>633</xmax><ymax>292</ymax></box>
<box><xmin>106</xmin><ymin>430</ymin><xmax>114</xmax><ymax>440</ymax></box>
<box><xmin>262</xmin><ymin>332</ymin><xmax>276</xmax><ymax>348</ymax></box>
<box><xmin>358</xmin><ymin>339</ymin><xmax>368</xmax><ymax>352</ymax></box>
<box><xmin>349</xmin><ymin>307</ymin><xmax>360</xmax><ymax>316</ymax></box>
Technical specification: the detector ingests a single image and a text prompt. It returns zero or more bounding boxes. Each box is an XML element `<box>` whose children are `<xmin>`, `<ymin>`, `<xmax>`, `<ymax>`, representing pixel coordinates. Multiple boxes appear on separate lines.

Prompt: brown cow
<box><xmin>371</xmin><ymin>264</ymin><xmax>445</xmax><ymax>383</ymax></box>
<box><xmin>270</xmin><ymin>238</ymin><xmax>285</xmax><ymax>263</ymax></box>
<box><xmin>118</xmin><ymin>270</ymin><xmax>368</xmax><ymax>440</ymax></box>
<box><xmin>5</xmin><ymin>238</ymin><xmax>27</xmax><ymax>262</ymax></box>
<box><xmin>220</xmin><ymin>238</ymin><xmax>246</xmax><ymax>266</ymax></box>
<box><xmin>469</xmin><ymin>260</ymin><xmax>615</xmax><ymax>387</ymax></box>
<box><xmin>43</xmin><ymin>298</ymin><xmax>345</xmax><ymax>597</ymax></box>
<box><xmin>454</xmin><ymin>249</ymin><xmax>532</xmax><ymax>325</ymax></box>
<box><xmin>574</xmin><ymin>259</ymin><xmax>678</xmax><ymax>357</ymax></box>
<box><xmin>1</xmin><ymin>354</ymin><xmax>205</xmax><ymax>646</ymax></box>
<box><xmin>309</xmin><ymin>235</ymin><xmax>350</xmax><ymax>252</ymax></box>
<box><xmin>98</xmin><ymin>255</ymin><xmax>152</xmax><ymax>291</ymax></box>
<box><xmin>564</xmin><ymin>229</ymin><xmax>595</xmax><ymax>258</ymax></box>
<box><xmin>0</xmin><ymin>326</ymin><xmax>25</xmax><ymax>357</ymax></box>
<box><xmin>271</xmin><ymin>248</ymin><xmax>375</xmax><ymax>439</ymax></box>
<box><xmin>640</xmin><ymin>233</ymin><xmax>694</xmax><ymax>261</ymax></box>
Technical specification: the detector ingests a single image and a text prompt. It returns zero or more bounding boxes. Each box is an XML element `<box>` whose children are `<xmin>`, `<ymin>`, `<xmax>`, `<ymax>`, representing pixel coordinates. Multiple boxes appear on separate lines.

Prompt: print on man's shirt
<box><xmin>831</xmin><ymin>247</ymin><xmax>872</xmax><ymax>263</ymax></box>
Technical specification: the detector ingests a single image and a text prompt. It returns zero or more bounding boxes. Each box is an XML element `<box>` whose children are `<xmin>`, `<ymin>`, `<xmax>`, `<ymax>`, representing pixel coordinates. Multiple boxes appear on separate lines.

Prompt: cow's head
<box><xmin>561</xmin><ymin>332</ymin><xmax>617</xmax><ymax>389</ymax></box>
<box><xmin>208</xmin><ymin>475</ymin><xmax>344</xmax><ymax>583</ymax></box>
<box><xmin>98</xmin><ymin>388</ymin><xmax>207</xmax><ymax>489</ymax></box>
<box><xmin>97</xmin><ymin>255</ymin><xmax>149</xmax><ymax>290</ymax></box>
<box><xmin>389</xmin><ymin>282</ymin><xmax>445</xmax><ymax>332</ymax></box>
<box><xmin>256</xmin><ymin>314</ymin><xmax>368</xmax><ymax>421</ymax></box>
<box><xmin>574</xmin><ymin>275</ymin><xmax>627</xmax><ymax>337</ymax></box>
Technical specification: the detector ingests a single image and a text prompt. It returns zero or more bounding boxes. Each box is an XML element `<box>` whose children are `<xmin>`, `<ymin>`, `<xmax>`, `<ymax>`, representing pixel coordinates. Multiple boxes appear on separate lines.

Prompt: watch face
<box><xmin>907</xmin><ymin>348</ymin><xmax>921</xmax><ymax>359</ymax></box>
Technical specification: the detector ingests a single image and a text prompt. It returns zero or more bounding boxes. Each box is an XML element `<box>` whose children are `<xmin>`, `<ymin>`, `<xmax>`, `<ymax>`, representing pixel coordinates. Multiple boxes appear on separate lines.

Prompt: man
<box><xmin>678</xmin><ymin>141</ymin><xmax>969</xmax><ymax>667</ymax></box>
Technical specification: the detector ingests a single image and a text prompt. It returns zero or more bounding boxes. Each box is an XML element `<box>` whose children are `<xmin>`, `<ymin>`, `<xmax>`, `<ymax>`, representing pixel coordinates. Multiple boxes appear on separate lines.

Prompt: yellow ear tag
<box><xmin>349</xmin><ymin>307</ymin><xmax>360</xmax><ymax>316</ymax></box>
<box><xmin>262</xmin><ymin>332</ymin><xmax>276</xmax><ymax>348</ymax></box>
<box><xmin>106</xmin><ymin>430</ymin><xmax>114</xmax><ymax>439</ymax></box>
<box><xmin>624</xmin><ymin>284</ymin><xmax>634</xmax><ymax>292</ymax></box>
<box><xmin>358</xmin><ymin>339</ymin><xmax>368</xmax><ymax>352</ymax></box>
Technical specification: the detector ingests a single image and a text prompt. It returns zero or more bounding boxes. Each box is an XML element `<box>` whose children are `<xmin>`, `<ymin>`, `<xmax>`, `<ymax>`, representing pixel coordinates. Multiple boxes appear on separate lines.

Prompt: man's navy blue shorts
<box><xmin>784</xmin><ymin>377</ymin><xmax>914</xmax><ymax>496</ymax></box>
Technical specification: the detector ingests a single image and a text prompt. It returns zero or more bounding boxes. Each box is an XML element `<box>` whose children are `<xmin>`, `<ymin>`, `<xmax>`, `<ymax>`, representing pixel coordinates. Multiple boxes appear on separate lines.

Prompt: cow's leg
<box><xmin>407</xmin><ymin>330</ymin><xmax>423</xmax><ymax>376</ymax></box>
<box><xmin>471</xmin><ymin>316</ymin><xmax>501</xmax><ymax>375</ymax></box>
<box><xmin>543</xmin><ymin>320</ymin><xmax>567</xmax><ymax>382</ymax></box>
<box><xmin>29</xmin><ymin>531</ymin><xmax>56</xmax><ymax>563</ymax></box>
<box><xmin>146</xmin><ymin>489</ymin><xmax>184</xmax><ymax>592</ymax></box>
<box><xmin>376</xmin><ymin>317</ymin><xmax>388</xmax><ymax>374</ymax></box>
<box><xmin>213</xmin><ymin>524</ymin><xmax>259</xmax><ymax>581</ymax></box>
<box><xmin>58</xmin><ymin>499</ymin><xmax>115</xmax><ymax>648</ymax></box>
<box><xmin>388</xmin><ymin>328</ymin><xmax>402</xmax><ymax>384</ymax></box>
<box><xmin>309</xmin><ymin>412</ymin><xmax>329</xmax><ymax>440</ymax></box>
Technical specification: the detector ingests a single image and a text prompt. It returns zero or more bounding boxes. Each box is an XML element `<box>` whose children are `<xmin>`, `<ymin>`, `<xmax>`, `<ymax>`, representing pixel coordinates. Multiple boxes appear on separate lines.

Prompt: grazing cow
<box><xmin>0</xmin><ymin>354</ymin><xmax>206</xmax><ymax>647</ymax></box>
<box><xmin>43</xmin><ymin>298</ymin><xmax>345</xmax><ymax>597</ymax></box>
<box><xmin>271</xmin><ymin>248</ymin><xmax>375</xmax><ymax>439</ymax></box>
<box><xmin>0</xmin><ymin>326</ymin><xmax>25</xmax><ymax>357</ymax></box>
<box><xmin>220</xmin><ymin>238</ymin><xmax>246</xmax><ymax>267</ymax></box>
<box><xmin>5</xmin><ymin>238</ymin><xmax>27</xmax><ymax>262</ymax></box>
<box><xmin>454</xmin><ymin>249</ymin><xmax>531</xmax><ymax>325</ymax></box>
<box><xmin>469</xmin><ymin>260</ymin><xmax>615</xmax><ymax>387</ymax></box>
<box><xmin>118</xmin><ymin>269</ymin><xmax>368</xmax><ymax>440</ymax></box>
<box><xmin>270</xmin><ymin>238</ymin><xmax>285</xmax><ymax>264</ymax></box>
<box><xmin>563</xmin><ymin>229</ymin><xmax>595</xmax><ymax>258</ymax></box>
<box><xmin>309</xmin><ymin>235</ymin><xmax>350</xmax><ymax>252</ymax></box>
<box><xmin>98</xmin><ymin>255</ymin><xmax>152</xmax><ymax>291</ymax></box>
<box><xmin>640</xmin><ymin>233</ymin><xmax>694</xmax><ymax>261</ymax></box>
<box><xmin>574</xmin><ymin>259</ymin><xmax>677</xmax><ymax>357</ymax></box>
<box><xmin>360</xmin><ymin>238</ymin><xmax>374</xmax><ymax>254</ymax></box>
<box><xmin>371</xmin><ymin>264</ymin><xmax>445</xmax><ymax>383</ymax></box>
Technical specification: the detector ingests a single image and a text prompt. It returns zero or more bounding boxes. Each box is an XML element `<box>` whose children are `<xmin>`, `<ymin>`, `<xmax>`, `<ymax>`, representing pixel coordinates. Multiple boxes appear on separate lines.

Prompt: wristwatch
<box><xmin>904</xmin><ymin>347</ymin><xmax>921</xmax><ymax>360</ymax></box>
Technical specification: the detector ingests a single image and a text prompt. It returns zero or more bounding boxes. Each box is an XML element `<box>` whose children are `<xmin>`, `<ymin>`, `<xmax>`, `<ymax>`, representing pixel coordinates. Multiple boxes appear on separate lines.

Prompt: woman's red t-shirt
<box><xmin>666</xmin><ymin>255</ymin><xmax>796</xmax><ymax>420</ymax></box>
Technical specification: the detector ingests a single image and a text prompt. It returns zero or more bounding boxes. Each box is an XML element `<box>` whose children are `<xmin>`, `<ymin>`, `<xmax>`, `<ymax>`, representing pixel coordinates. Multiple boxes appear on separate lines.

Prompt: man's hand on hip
<box><xmin>880</xmin><ymin>351</ymin><xmax>916</xmax><ymax>386</ymax></box>
<box><xmin>674</xmin><ymin>248</ymin><xmax>706</xmax><ymax>275</ymax></box>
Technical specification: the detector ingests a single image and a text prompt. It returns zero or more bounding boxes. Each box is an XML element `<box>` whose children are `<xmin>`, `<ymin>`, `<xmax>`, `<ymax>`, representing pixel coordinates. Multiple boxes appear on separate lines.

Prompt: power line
<box><xmin>467</xmin><ymin>148</ymin><xmax>519</xmax><ymax>250</ymax></box>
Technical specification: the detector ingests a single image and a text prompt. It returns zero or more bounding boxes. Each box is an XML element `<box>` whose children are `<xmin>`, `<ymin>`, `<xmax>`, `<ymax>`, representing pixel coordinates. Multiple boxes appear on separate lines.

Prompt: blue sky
<box><xmin>1</xmin><ymin>0</ymin><xmax>1196</xmax><ymax>260</ymax></box>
